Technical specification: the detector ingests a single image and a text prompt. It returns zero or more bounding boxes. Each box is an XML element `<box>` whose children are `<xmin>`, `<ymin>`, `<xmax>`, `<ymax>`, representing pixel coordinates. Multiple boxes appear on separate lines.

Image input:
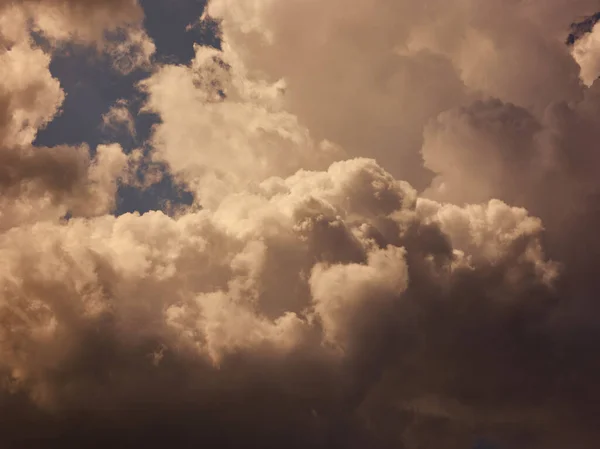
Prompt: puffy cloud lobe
<box><xmin>422</xmin><ymin>87</ymin><xmax>600</xmax><ymax>211</ymax></box>
<box><xmin>0</xmin><ymin>41</ymin><xmax>64</xmax><ymax>147</ymax></box>
<box><xmin>422</xmin><ymin>99</ymin><xmax>544</xmax><ymax>205</ymax></box>
<box><xmin>572</xmin><ymin>22</ymin><xmax>600</xmax><ymax>86</ymax></box>
<box><xmin>420</xmin><ymin>85</ymin><xmax>600</xmax><ymax>317</ymax></box>
<box><xmin>310</xmin><ymin>245</ymin><xmax>409</xmax><ymax>348</ymax></box>
<box><xmin>141</xmin><ymin>45</ymin><xmax>343</xmax><ymax>208</ymax></box>
<box><xmin>0</xmin><ymin>143</ymin><xmax>132</xmax><ymax>231</ymax></box>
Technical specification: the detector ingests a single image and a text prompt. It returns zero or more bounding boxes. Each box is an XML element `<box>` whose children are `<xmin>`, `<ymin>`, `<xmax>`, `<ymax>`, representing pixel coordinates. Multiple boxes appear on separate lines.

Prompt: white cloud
<box><xmin>141</xmin><ymin>44</ymin><xmax>343</xmax><ymax>208</ymax></box>
<box><xmin>0</xmin><ymin>41</ymin><xmax>64</xmax><ymax>147</ymax></box>
<box><xmin>572</xmin><ymin>22</ymin><xmax>600</xmax><ymax>86</ymax></box>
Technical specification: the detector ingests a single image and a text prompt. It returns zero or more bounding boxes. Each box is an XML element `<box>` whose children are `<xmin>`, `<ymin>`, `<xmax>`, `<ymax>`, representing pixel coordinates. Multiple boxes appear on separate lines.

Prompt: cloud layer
<box><xmin>1</xmin><ymin>1</ymin><xmax>600</xmax><ymax>448</ymax></box>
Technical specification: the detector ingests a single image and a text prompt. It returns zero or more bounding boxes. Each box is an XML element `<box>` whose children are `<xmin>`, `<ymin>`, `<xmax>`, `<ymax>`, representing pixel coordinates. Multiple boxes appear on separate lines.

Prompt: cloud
<box><xmin>102</xmin><ymin>99</ymin><xmax>136</xmax><ymax>138</ymax></box>
<box><xmin>105</xmin><ymin>27</ymin><xmax>156</xmax><ymax>74</ymax></box>
<box><xmin>0</xmin><ymin>0</ymin><xmax>600</xmax><ymax>448</ymax></box>
<box><xmin>572</xmin><ymin>22</ymin><xmax>600</xmax><ymax>86</ymax></box>
<box><xmin>420</xmin><ymin>84</ymin><xmax>600</xmax><ymax>323</ymax></box>
<box><xmin>0</xmin><ymin>40</ymin><xmax>64</xmax><ymax>147</ymax></box>
<box><xmin>205</xmin><ymin>0</ymin><xmax>598</xmax><ymax>188</ymax></box>
<box><xmin>0</xmin><ymin>0</ymin><xmax>154</xmax><ymax>73</ymax></box>
<box><xmin>0</xmin><ymin>156</ymin><xmax>568</xmax><ymax>448</ymax></box>
<box><xmin>0</xmin><ymin>34</ymin><xmax>136</xmax><ymax>232</ymax></box>
<box><xmin>0</xmin><ymin>0</ymin><xmax>144</xmax><ymax>45</ymax></box>
<box><xmin>0</xmin><ymin>143</ymin><xmax>130</xmax><ymax>229</ymax></box>
<box><xmin>140</xmin><ymin>44</ymin><xmax>343</xmax><ymax>208</ymax></box>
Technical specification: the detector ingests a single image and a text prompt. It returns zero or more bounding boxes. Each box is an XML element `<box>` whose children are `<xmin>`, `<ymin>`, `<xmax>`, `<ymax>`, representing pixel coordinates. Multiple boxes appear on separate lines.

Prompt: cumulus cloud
<box><xmin>0</xmin><ymin>0</ymin><xmax>144</xmax><ymax>45</ymax></box>
<box><xmin>0</xmin><ymin>0</ymin><xmax>154</xmax><ymax>73</ymax></box>
<box><xmin>205</xmin><ymin>0</ymin><xmax>598</xmax><ymax>188</ymax></box>
<box><xmin>0</xmin><ymin>40</ymin><xmax>64</xmax><ymax>147</ymax></box>
<box><xmin>1</xmin><ymin>0</ymin><xmax>600</xmax><ymax>448</ymax></box>
<box><xmin>572</xmin><ymin>21</ymin><xmax>600</xmax><ymax>86</ymax></box>
<box><xmin>140</xmin><ymin>44</ymin><xmax>343</xmax><ymax>208</ymax></box>
<box><xmin>0</xmin><ymin>156</ymin><xmax>568</xmax><ymax>448</ymax></box>
<box><xmin>0</xmin><ymin>29</ymin><xmax>136</xmax><ymax>232</ymax></box>
<box><xmin>0</xmin><ymin>143</ymin><xmax>132</xmax><ymax>231</ymax></box>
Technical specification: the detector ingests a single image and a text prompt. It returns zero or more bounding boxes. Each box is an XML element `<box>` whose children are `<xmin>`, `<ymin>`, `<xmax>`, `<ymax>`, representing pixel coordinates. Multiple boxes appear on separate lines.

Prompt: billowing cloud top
<box><xmin>1</xmin><ymin>1</ymin><xmax>600</xmax><ymax>448</ymax></box>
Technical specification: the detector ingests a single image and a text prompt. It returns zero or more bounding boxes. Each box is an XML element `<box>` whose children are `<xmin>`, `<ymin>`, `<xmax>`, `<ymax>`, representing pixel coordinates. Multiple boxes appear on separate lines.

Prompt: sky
<box><xmin>0</xmin><ymin>1</ymin><xmax>600</xmax><ymax>448</ymax></box>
